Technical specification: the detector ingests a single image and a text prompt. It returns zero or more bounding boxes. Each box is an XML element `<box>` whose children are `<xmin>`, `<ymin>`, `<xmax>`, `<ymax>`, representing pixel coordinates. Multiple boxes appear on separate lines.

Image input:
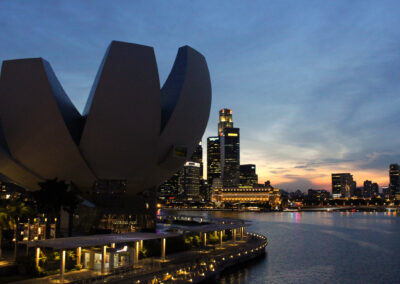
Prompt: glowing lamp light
<box><xmin>116</xmin><ymin>245</ymin><xmax>128</xmax><ymax>252</ymax></box>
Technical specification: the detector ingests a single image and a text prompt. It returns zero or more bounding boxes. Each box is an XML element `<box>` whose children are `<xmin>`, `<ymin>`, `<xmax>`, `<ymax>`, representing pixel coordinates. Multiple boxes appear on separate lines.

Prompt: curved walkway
<box><xmin>12</xmin><ymin>219</ymin><xmax>268</xmax><ymax>284</ymax></box>
<box><xmin>91</xmin><ymin>232</ymin><xmax>267</xmax><ymax>284</ymax></box>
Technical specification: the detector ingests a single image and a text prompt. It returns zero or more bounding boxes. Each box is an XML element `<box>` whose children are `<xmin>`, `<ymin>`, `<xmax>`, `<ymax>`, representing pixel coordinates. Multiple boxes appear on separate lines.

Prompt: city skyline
<box><xmin>1</xmin><ymin>1</ymin><xmax>400</xmax><ymax>190</ymax></box>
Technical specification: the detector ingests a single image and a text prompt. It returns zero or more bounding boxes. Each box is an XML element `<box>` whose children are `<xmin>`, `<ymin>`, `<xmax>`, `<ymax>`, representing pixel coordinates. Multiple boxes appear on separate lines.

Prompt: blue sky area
<box><xmin>1</xmin><ymin>1</ymin><xmax>400</xmax><ymax>190</ymax></box>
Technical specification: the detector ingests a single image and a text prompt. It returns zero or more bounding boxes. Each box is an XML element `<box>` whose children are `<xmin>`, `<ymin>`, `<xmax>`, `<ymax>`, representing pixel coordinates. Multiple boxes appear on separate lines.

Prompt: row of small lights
<box><xmin>138</xmin><ymin>231</ymin><xmax>267</xmax><ymax>283</ymax></box>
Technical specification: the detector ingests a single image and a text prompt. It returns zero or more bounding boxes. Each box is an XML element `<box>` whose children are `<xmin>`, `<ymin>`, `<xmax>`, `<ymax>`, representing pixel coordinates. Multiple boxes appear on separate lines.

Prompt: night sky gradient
<box><xmin>1</xmin><ymin>1</ymin><xmax>400</xmax><ymax>191</ymax></box>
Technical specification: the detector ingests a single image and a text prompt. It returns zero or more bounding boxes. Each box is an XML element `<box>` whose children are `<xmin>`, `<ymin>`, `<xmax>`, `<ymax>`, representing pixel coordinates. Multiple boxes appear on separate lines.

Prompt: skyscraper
<box><xmin>190</xmin><ymin>142</ymin><xmax>203</xmax><ymax>182</ymax></box>
<box><xmin>332</xmin><ymin>173</ymin><xmax>354</xmax><ymax>198</ymax></box>
<box><xmin>240</xmin><ymin>164</ymin><xmax>258</xmax><ymax>186</ymax></box>
<box><xmin>372</xmin><ymin>182</ymin><xmax>379</xmax><ymax>196</ymax></box>
<box><xmin>182</xmin><ymin>161</ymin><xmax>201</xmax><ymax>200</ymax></box>
<box><xmin>389</xmin><ymin>164</ymin><xmax>400</xmax><ymax>198</ymax></box>
<box><xmin>218</xmin><ymin>108</ymin><xmax>233</xmax><ymax>136</ymax></box>
<box><xmin>207</xmin><ymin>136</ymin><xmax>221</xmax><ymax>185</ymax></box>
<box><xmin>221</xmin><ymin>127</ymin><xmax>240</xmax><ymax>187</ymax></box>
<box><xmin>158</xmin><ymin>169</ymin><xmax>183</xmax><ymax>200</ymax></box>
<box><xmin>363</xmin><ymin>180</ymin><xmax>372</xmax><ymax>198</ymax></box>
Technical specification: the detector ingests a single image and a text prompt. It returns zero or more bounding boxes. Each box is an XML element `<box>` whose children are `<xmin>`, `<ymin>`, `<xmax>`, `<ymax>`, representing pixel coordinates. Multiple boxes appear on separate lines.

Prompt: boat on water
<box><xmin>246</xmin><ymin>206</ymin><xmax>261</xmax><ymax>211</ymax></box>
<box><xmin>283</xmin><ymin>208</ymin><xmax>300</xmax><ymax>212</ymax></box>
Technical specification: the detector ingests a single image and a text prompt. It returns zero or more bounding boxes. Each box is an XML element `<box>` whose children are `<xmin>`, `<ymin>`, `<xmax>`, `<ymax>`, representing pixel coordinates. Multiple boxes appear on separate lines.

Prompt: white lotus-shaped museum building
<box><xmin>0</xmin><ymin>41</ymin><xmax>212</xmax><ymax>196</ymax></box>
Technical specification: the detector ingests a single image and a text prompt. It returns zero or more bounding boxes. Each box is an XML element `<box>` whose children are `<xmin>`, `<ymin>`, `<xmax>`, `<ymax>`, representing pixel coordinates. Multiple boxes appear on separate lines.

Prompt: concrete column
<box><xmin>89</xmin><ymin>251</ymin><xmax>94</xmax><ymax>270</ymax></box>
<box><xmin>76</xmin><ymin>247</ymin><xmax>81</xmax><ymax>266</ymax></box>
<box><xmin>139</xmin><ymin>240</ymin><xmax>143</xmax><ymax>250</ymax></box>
<box><xmin>101</xmin><ymin>245</ymin><xmax>106</xmax><ymax>274</ymax></box>
<box><xmin>60</xmin><ymin>250</ymin><xmax>66</xmax><ymax>283</ymax></box>
<box><xmin>35</xmin><ymin>247</ymin><xmax>40</xmax><ymax>269</ymax></box>
<box><xmin>129</xmin><ymin>247</ymin><xmax>134</xmax><ymax>267</ymax></box>
<box><xmin>241</xmin><ymin>227</ymin><xmax>244</xmax><ymax>240</ymax></box>
<box><xmin>233</xmin><ymin>229</ymin><xmax>237</xmax><ymax>243</ymax></box>
<box><xmin>133</xmin><ymin>241</ymin><xmax>139</xmax><ymax>266</ymax></box>
<box><xmin>161</xmin><ymin>238</ymin><xmax>166</xmax><ymax>260</ymax></box>
<box><xmin>203</xmin><ymin>232</ymin><xmax>207</xmax><ymax>248</ymax></box>
<box><xmin>109</xmin><ymin>252</ymin><xmax>114</xmax><ymax>271</ymax></box>
<box><xmin>219</xmin><ymin>231</ymin><xmax>223</xmax><ymax>247</ymax></box>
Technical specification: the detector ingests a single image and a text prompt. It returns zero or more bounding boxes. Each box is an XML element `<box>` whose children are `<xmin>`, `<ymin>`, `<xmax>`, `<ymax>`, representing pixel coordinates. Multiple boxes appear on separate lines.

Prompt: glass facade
<box><xmin>221</xmin><ymin>128</ymin><xmax>240</xmax><ymax>187</ymax></box>
<box><xmin>331</xmin><ymin>173</ymin><xmax>354</xmax><ymax>198</ymax></box>
<box><xmin>183</xmin><ymin>161</ymin><xmax>201</xmax><ymax>199</ymax></box>
<box><xmin>240</xmin><ymin>164</ymin><xmax>258</xmax><ymax>186</ymax></box>
<box><xmin>218</xmin><ymin>108</ymin><xmax>233</xmax><ymax>136</ymax></box>
<box><xmin>207</xmin><ymin>136</ymin><xmax>221</xmax><ymax>185</ymax></box>
<box><xmin>389</xmin><ymin>164</ymin><xmax>400</xmax><ymax>197</ymax></box>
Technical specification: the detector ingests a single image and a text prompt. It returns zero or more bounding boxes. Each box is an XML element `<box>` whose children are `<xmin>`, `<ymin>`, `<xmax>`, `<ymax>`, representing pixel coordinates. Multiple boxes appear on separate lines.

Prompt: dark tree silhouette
<box><xmin>33</xmin><ymin>179</ymin><xmax>81</xmax><ymax>237</ymax></box>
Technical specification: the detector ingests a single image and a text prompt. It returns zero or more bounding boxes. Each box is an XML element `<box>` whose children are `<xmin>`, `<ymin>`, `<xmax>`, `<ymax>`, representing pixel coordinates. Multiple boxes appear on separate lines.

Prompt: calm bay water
<box><xmin>169</xmin><ymin>211</ymin><xmax>400</xmax><ymax>284</ymax></box>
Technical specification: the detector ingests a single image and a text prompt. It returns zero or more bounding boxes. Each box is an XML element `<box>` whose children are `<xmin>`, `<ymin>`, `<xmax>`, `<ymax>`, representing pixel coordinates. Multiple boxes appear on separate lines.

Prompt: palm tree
<box><xmin>33</xmin><ymin>179</ymin><xmax>81</xmax><ymax>237</ymax></box>
<box><xmin>6</xmin><ymin>201</ymin><xmax>35</xmax><ymax>259</ymax></box>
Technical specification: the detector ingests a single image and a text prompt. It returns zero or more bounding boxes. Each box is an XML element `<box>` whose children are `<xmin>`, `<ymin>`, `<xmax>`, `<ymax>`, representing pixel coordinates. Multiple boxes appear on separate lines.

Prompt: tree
<box><xmin>33</xmin><ymin>179</ymin><xmax>81</xmax><ymax>237</ymax></box>
<box><xmin>0</xmin><ymin>208</ymin><xmax>12</xmax><ymax>258</ymax></box>
<box><xmin>0</xmin><ymin>200</ymin><xmax>33</xmax><ymax>259</ymax></box>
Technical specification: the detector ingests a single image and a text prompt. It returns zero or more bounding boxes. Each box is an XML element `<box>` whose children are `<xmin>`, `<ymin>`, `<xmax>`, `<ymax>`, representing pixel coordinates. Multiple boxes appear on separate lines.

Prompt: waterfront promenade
<box><xmin>12</xmin><ymin>218</ymin><xmax>267</xmax><ymax>284</ymax></box>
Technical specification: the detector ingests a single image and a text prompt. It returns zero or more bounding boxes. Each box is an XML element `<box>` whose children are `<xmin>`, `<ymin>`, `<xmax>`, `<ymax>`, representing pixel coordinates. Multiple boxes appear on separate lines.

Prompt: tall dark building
<box><xmin>218</xmin><ymin>108</ymin><xmax>233</xmax><ymax>136</ymax></box>
<box><xmin>239</xmin><ymin>164</ymin><xmax>258</xmax><ymax>186</ymax></box>
<box><xmin>207</xmin><ymin>136</ymin><xmax>221</xmax><ymax>185</ymax></box>
<box><xmin>332</xmin><ymin>173</ymin><xmax>354</xmax><ymax>198</ymax></box>
<box><xmin>363</xmin><ymin>180</ymin><xmax>372</xmax><ymax>198</ymax></box>
<box><xmin>190</xmin><ymin>142</ymin><xmax>203</xmax><ymax>182</ymax></box>
<box><xmin>372</xmin><ymin>182</ymin><xmax>379</xmax><ymax>196</ymax></box>
<box><xmin>221</xmin><ymin>127</ymin><xmax>240</xmax><ymax>187</ymax></box>
<box><xmin>200</xmin><ymin>179</ymin><xmax>212</xmax><ymax>202</ymax></box>
<box><xmin>182</xmin><ymin>161</ymin><xmax>201</xmax><ymax>200</ymax></box>
<box><xmin>389</xmin><ymin>164</ymin><xmax>400</xmax><ymax>197</ymax></box>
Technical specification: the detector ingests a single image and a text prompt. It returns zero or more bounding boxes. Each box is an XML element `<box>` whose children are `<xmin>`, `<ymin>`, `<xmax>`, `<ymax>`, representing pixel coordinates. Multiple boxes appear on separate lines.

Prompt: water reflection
<box><xmin>165</xmin><ymin>210</ymin><xmax>400</xmax><ymax>284</ymax></box>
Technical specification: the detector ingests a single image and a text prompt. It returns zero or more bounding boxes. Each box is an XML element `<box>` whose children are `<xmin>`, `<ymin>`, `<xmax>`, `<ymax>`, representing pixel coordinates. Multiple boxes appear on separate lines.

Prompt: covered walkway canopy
<box><xmin>21</xmin><ymin>232</ymin><xmax>180</xmax><ymax>250</ymax></box>
<box><xmin>170</xmin><ymin>222</ymin><xmax>245</xmax><ymax>233</ymax></box>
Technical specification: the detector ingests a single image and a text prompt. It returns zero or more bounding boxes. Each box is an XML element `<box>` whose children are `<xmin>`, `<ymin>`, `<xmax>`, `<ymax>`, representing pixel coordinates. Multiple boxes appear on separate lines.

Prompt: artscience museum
<box><xmin>0</xmin><ymin>41</ymin><xmax>211</xmax><ymax>230</ymax></box>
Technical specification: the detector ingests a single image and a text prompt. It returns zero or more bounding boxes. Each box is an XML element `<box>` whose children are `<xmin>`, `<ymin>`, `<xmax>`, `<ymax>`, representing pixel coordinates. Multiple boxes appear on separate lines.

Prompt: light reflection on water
<box><xmin>164</xmin><ymin>210</ymin><xmax>400</xmax><ymax>284</ymax></box>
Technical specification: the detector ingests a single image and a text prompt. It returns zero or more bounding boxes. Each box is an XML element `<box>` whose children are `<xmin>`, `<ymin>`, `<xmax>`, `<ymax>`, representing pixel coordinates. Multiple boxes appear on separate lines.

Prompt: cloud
<box><xmin>275</xmin><ymin>176</ymin><xmax>320</xmax><ymax>191</ymax></box>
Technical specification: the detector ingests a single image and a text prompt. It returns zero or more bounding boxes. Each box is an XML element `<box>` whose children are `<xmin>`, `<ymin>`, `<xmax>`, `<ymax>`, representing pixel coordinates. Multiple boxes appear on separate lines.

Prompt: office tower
<box><xmin>372</xmin><ymin>183</ymin><xmax>379</xmax><ymax>196</ymax></box>
<box><xmin>158</xmin><ymin>169</ymin><xmax>183</xmax><ymax>199</ymax></box>
<box><xmin>182</xmin><ymin>161</ymin><xmax>201</xmax><ymax>200</ymax></box>
<box><xmin>382</xmin><ymin>187</ymin><xmax>390</xmax><ymax>199</ymax></box>
<box><xmin>218</xmin><ymin>108</ymin><xmax>233</xmax><ymax>136</ymax></box>
<box><xmin>207</xmin><ymin>136</ymin><xmax>221</xmax><ymax>185</ymax></box>
<box><xmin>191</xmin><ymin>142</ymin><xmax>202</xmax><ymax>163</ymax></box>
<box><xmin>190</xmin><ymin>141</ymin><xmax>203</xmax><ymax>182</ymax></box>
<box><xmin>200</xmin><ymin>179</ymin><xmax>212</xmax><ymax>202</ymax></box>
<box><xmin>363</xmin><ymin>180</ymin><xmax>372</xmax><ymax>198</ymax></box>
<box><xmin>389</xmin><ymin>164</ymin><xmax>400</xmax><ymax>198</ymax></box>
<box><xmin>221</xmin><ymin>127</ymin><xmax>240</xmax><ymax>187</ymax></box>
<box><xmin>331</xmin><ymin>173</ymin><xmax>354</xmax><ymax>198</ymax></box>
<box><xmin>239</xmin><ymin>164</ymin><xmax>258</xmax><ymax>186</ymax></box>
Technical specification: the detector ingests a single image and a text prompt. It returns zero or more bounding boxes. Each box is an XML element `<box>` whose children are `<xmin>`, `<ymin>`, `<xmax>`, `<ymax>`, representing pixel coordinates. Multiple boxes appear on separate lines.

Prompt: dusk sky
<box><xmin>1</xmin><ymin>1</ymin><xmax>400</xmax><ymax>191</ymax></box>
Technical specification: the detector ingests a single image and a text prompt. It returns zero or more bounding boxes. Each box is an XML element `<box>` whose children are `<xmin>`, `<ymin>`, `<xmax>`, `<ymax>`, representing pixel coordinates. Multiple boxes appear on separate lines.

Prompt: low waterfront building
<box><xmin>211</xmin><ymin>185</ymin><xmax>281</xmax><ymax>206</ymax></box>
